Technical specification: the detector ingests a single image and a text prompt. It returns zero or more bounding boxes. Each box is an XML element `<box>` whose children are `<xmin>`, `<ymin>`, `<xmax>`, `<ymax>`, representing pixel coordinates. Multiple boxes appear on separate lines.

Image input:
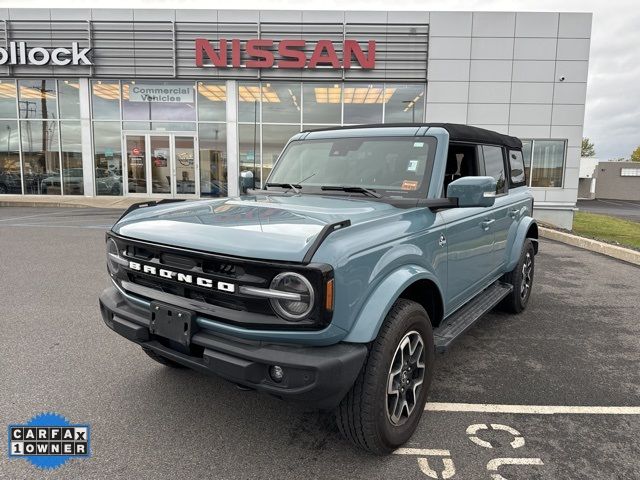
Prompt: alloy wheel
<box><xmin>386</xmin><ymin>330</ymin><xmax>426</xmax><ymax>426</ymax></box>
<box><xmin>520</xmin><ymin>252</ymin><xmax>533</xmax><ymax>300</ymax></box>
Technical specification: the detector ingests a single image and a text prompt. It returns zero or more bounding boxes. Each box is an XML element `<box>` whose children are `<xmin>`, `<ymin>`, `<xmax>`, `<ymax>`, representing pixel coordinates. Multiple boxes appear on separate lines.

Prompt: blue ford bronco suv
<box><xmin>100</xmin><ymin>123</ymin><xmax>538</xmax><ymax>454</ymax></box>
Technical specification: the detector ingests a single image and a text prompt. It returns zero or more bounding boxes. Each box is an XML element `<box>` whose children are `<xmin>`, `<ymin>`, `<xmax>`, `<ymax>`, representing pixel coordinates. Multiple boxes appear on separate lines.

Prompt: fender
<box><xmin>342</xmin><ymin>265</ymin><xmax>444</xmax><ymax>343</ymax></box>
<box><xmin>504</xmin><ymin>216</ymin><xmax>538</xmax><ymax>272</ymax></box>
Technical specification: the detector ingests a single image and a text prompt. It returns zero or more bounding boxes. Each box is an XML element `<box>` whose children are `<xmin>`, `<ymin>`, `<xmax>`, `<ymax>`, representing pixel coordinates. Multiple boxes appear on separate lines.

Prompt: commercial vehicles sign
<box><xmin>128</xmin><ymin>84</ymin><xmax>195</xmax><ymax>103</ymax></box>
<box><xmin>0</xmin><ymin>42</ymin><xmax>91</xmax><ymax>66</ymax></box>
<box><xmin>195</xmin><ymin>38</ymin><xmax>376</xmax><ymax>69</ymax></box>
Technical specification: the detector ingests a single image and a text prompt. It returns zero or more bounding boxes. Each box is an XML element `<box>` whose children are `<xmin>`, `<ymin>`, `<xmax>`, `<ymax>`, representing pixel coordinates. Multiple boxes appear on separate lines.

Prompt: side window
<box><xmin>443</xmin><ymin>143</ymin><xmax>479</xmax><ymax>196</ymax></box>
<box><xmin>508</xmin><ymin>150</ymin><xmax>526</xmax><ymax>187</ymax></box>
<box><xmin>482</xmin><ymin>145</ymin><xmax>507</xmax><ymax>194</ymax></box>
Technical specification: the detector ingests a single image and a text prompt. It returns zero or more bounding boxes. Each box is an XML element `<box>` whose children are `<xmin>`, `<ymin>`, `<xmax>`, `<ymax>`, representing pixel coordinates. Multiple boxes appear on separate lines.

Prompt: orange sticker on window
<box><xmin>401</xmin><ymin>180</ymin><xmax>419</xmax><ymax>191</ymax></box>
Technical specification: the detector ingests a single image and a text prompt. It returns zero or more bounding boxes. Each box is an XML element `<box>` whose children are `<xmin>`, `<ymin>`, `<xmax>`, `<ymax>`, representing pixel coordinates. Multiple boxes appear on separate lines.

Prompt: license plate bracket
<box><xmin>149</xmin><ymin>302</ymin><xmax>196</xmax><ymax>347</ymax></box>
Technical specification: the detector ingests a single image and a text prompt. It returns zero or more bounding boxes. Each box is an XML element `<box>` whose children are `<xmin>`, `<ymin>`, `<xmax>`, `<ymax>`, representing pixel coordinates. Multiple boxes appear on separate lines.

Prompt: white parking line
<box><xmin>0</xmin><ymin>211</ymin><xmax>68</xmax><ymax>222</ymax></box>
<box><xmin>394</xmin><ymin>448</ymin><xmax>451</xmax><ymax>456</ymax></box>
<box><xmin>426</xmin><ymin>402</ymin><xmax>640</xmax><ymax>415</ymax></box>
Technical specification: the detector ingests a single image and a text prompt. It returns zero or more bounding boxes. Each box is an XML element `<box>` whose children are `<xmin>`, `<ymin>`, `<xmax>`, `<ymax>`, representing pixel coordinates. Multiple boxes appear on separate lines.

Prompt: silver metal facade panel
<box><xmin>0</xmin><ymin>11</ymin><xmax>429</xmax><ymax>82</ymax></box>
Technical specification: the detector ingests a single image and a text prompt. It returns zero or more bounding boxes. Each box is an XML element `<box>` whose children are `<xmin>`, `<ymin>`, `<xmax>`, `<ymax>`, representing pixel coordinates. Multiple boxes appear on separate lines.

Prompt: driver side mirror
<box><xmin>239</xmin><ymin>170</ymin><xmax>254</xmax><ymax>194</ymax></box>
<box><xmin>447</xmin><ymin>176</ymin><xmax>497</xmax><ymax>208</ymax></box>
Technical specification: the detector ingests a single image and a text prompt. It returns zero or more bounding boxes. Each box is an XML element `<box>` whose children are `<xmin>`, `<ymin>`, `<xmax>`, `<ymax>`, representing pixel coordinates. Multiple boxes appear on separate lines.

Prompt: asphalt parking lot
<box><xmin>577</xmin><ymin>199</ymin><xmax>640</xmax><ymax>222</ymax></box>
<box><xmin>1</xmin><ymin>206</ymin><xmax>639</xmax><ymax>479</ymax></box>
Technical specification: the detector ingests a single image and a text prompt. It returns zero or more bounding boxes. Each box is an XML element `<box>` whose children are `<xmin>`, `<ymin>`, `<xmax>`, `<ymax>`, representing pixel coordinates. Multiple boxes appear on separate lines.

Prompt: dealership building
<box><xmin>0</xmin><ymin>9</ymin><xmax>591</xmax><ymax>228</ymax></box>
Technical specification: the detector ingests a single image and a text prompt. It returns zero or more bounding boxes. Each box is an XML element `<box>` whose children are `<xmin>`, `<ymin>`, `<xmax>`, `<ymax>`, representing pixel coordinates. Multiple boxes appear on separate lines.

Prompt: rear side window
<box><xmin>508</xmin><ymin>150</ymin><xmax>527</xmax><ymax>187</ymax></box>
<box><xmin>482</xmin><ymin>145</ymin><xmax>507</xmax><ymax>193</ymax></box>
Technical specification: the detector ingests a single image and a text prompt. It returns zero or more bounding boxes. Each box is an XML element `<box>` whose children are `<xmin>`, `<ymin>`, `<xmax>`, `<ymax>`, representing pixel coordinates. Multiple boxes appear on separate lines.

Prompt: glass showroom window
<box><xmin>0</xmin><ymin>80</ymin><xmax>20</xmax><ymax>194</ymax></box>
<box><xmin>262</xmin><ymin>83</ymin><xmax>301</xmax><ymax>124</ymax></box>
<box><xmin>236</xmin><ymin>81</ymin><xmax>429</xmax><ymax>188</ymax></box>
<box><xmin>384</xmin><ymin>84</ymin><xmax>425</xmax><ymax>123</ymax></box>
<box><xmin>343</xmin><ymin>84</ymin><xmax>384</xmax><ymax>124</ymax></box>
<box><xmin>238</xmin><ymin>82</ymin><xmax>262</xmax><ymax>123</ymax></box>
<box><xmin>60</xmin><ymin>122</ymin><xmax>84</xmax><ymax>195</ymax></box>
<box><xmin>530</xmin><ymin>140</ymin><xmax>566</xmax><ymax>188</ymax></box>
<box><xmin>0</xmin><ymin>120</ymin><xmax>20</xmax><ymax>194</ymax></box>
<box><xmin>91</xmin><ymin>80</ymin><xmax>121</xmax><ymax>120</ymax></box>
<box><xmin>303</xmin><ymin>83</ymin><xmax>342</xmax><ymax>126</ymax></box>
<box><xmin>93</xmin><ymin>122</ymin><xmax>123</xmax><ymax>196</ymax></box>
<box><xmin>197</xmin><ymin>82</ymin><xmax>226</xmax><ymax>122</ymax></box>
<box><xmin>58</xmin><ymin>80</ymin><xmax>81</xmax><ymax>119</ymax></box>
<box><xmin>239</xmin><ymin>123</ymin><xmax>261</xmax><ymax>188</ymax></box>
<box><xmin>21</xmin><ymin>120</ymin><xmax>60</xmax><ymax>195</ymax></box>
<box><xmin>262</xmin><ymin>124</ymin><xmax>301</xmax><ymax>181</ymax></box>
<box><xmin>18</xmin><ymin>79</ymin><xmax>57</xmax><ymax>119</ymax></box>
<box><xmin>522</xmin><ymin>140</ymin><xmax>532</xmax><ymax>184</ymax></box>
<box><xmin>0</xmin><ymin>80</ymin><xmax>17</xmax><ymax>118</ymax></box>
<box><xmin>199</xmin><ymin>123</ymin><xmax>227</xmax><ymax>197</ymax></box>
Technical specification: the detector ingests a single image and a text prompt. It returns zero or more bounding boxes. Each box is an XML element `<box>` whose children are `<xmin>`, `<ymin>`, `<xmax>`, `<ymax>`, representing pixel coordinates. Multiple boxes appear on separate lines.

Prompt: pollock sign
<box><xmin>0</xmin><ymin>42</ymin><xmax>91</xmax><ymax>66</ymax></box>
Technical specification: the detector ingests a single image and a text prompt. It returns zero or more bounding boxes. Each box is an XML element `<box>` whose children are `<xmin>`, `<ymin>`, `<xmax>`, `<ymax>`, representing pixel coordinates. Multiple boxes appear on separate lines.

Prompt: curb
<box><xmin>0</xmin><ymin>195</ymin><xmax>170</xmax><ymax>210</ymax></box>
<box><xmin>539</xmin><ymin>227</ymin><xmax>640</xmax><ymax>267</ymax></box>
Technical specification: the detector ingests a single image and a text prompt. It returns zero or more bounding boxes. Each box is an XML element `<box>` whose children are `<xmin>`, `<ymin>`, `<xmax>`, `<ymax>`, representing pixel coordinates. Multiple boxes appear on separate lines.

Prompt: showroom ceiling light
<box><xmin>238</xmin><ymin>85</ymin><xmax>280</xmax><ymax>103</ymax></box>
<box><xmin>314</xmin><ymin>85</ymin><xmax>341</xmax><ymax>104</ymax></box>
<box><xmin>63</xmin><ymin>80</ymin><xmax>80</xmax><ymax>90</ymax></box>
<box><xmin>18</xmin><ymin>85</ymin><xmax>57</xmax><ymax>100</ymax></box>
<box><xmin>198</xmin><ymin>83</ymin><xmax>227</xmax><ymax>102</ymax></box>
<box><xmin>0</xmin><ymin>81</ymin><xmax>17</xmax><ymax>99</ymax></box>
<box><xmin>403</xmin><ymin>92</ymin><xmax>424</xmax><ymax>112</ymax></box>
<box><xmin>92</xmin><ymin>82</ymin><xmax>121</xmax><ymax>100</ymax></box>
<box><xmin>315</xmin><ymin>85</ymin><xmax>396</xmax><ymax>104</ymax></box>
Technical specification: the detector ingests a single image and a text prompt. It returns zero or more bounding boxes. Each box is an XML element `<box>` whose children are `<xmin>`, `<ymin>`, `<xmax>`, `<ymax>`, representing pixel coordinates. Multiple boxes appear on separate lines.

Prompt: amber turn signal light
<box><xmin>325</xmin><ymin>278</ymin><xmax>334</xmax><ymax>311</ymax></box>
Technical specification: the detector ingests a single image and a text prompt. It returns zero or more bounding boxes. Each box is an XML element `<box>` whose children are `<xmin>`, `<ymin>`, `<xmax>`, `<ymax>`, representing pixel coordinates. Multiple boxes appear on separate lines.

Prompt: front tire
<box><xmin>336</xmin><ymin>299</ymin><xmax>435</xmax><ymax>454</ymax></box>
<box><xmin>498</xmin><ymin>238</ymin><xmax>535</xmax><ymax>313</ymax></box>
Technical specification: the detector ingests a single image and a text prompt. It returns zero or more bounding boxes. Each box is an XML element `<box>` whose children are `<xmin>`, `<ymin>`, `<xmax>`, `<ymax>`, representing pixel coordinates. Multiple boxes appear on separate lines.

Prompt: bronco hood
<box><xmin>112</xmin><ymin>195</ymin><xmax>398</xmax><ymax>262</ymax></box>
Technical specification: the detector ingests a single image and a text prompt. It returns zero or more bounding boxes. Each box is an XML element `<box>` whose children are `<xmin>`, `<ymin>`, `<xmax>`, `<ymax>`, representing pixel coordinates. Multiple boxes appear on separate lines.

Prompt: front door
<box><xmin>124</xmin><ymin>133</ymin><xmax>198</xmax><ymax>197</ymax></box>
<box><xmin>440</xmin><ymin>207</ymin><xmax>496</xmax><ymax>314</ymax></box>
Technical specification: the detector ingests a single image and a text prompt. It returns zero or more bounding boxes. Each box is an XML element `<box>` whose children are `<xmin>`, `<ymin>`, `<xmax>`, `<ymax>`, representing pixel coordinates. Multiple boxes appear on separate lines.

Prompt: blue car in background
<box><xmin>100</xmin><ymin>123</ymin><xmax>538</xmax><ymax>454</ymax></box>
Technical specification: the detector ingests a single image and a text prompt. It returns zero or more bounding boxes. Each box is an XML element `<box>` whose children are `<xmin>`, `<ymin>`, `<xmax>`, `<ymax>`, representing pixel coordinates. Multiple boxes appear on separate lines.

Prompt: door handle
<box><xmin>509</xmin><ymin>208</ymin><xmax>520</xmax><ymax>219</ymax></box>
<box><xmin>480</xmin><ymin>219</ymin><xmax>495</xmax><ymax>230</ymax></box>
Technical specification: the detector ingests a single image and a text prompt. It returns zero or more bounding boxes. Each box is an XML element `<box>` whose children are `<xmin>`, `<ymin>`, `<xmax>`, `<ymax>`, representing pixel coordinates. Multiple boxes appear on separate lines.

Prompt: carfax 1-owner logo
<box><xmin>7</xmin><ymin>412</ymin><xmax>91</xmax><ymax>470</ymax></box>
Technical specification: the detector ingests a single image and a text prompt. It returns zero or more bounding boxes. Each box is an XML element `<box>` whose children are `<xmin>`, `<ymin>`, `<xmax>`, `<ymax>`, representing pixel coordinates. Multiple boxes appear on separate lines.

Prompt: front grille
<box><xmin>108</xmin><ymin>232</ymin><xmax>332</xmax><ymax>330</ymax></box>
<box><xmin>118</xmin><ymin>238</ymin><xmax>275</xmax><ymax>317</ymax></box>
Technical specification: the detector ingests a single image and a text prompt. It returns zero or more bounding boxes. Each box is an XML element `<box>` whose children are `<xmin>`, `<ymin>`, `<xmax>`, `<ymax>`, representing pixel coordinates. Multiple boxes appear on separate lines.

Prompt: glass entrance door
<box><xmin>174</xmin><ymin>136</ymin><xmax>197</xmax><ymax>195</ymax></box>
<box><xmin>124</xmin><ymin>133</ymin><xmax>198</xmax><ymax>197</ymax></box>
<box><xmin>125</xmin><ymin>135</ymin><xmax>147</xmax><ymax>193</ymax></box>
<box><xmin>150</xmin><ymin>136</ymin><xmax>172</xmax><ymax>194</ymax></box>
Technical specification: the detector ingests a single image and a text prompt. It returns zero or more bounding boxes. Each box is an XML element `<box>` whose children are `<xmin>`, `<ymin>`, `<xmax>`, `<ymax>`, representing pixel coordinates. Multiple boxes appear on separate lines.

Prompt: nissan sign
<box><xmin>0</xmin><ymin>42</ymin><xmax>92</xmax><ymax>66</ymax></box>
<box><xmin>195</xmin><ymin>38</ymin><xmax>376</xmax><ymax>69</ymax></box>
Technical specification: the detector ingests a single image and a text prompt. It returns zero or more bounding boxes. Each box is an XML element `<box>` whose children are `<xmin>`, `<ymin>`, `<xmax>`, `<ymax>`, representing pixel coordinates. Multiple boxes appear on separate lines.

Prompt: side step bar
<box><xmin>433</xmin><ymin>281</ymin><xmax>513</xmax><ymax>353</ymax></box>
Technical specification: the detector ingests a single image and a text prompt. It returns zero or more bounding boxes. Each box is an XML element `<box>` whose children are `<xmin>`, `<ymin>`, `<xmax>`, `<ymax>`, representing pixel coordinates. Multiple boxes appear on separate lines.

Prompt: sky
<box><xmin>4</xmin><ymin>0</ymin><xmax>639</xmax><ymax>160</ymax></box>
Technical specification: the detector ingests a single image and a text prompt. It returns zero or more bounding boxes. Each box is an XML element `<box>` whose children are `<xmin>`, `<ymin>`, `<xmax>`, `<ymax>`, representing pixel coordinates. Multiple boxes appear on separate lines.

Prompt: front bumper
<box><xmin>99</xmin><ymin>286</ymin><xmax>367</xmax><ymax>408</ymax></box>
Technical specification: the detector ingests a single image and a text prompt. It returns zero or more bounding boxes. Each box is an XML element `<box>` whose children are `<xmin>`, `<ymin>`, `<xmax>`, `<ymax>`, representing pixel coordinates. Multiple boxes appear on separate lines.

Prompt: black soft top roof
<box><xmin>304</xmin><ymin>123</ymin><xmax>523</xmax><ymax>149</ymax></box>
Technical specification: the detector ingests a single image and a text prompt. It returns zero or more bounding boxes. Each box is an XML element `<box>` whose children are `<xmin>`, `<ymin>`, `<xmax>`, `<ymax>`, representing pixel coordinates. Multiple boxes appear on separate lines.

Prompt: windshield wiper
<box><xmin>320</xmin><ymin>185</ymin><xmax>382</xmax><ymax>198</ymax></box>
<box><xmin>265</xmin><ymin>182</ymin><xmax>301</xmax><ymax>194</ymax></box>
<box><xmin>264</xmin><ymin>173</ymin><xmax>317</xmax><ymax>195</ymax></box>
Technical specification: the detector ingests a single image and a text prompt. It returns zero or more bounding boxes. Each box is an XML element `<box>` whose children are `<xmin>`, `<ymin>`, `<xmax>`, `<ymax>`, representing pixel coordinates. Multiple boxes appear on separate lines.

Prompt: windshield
<box><xmin>267</xmin><ymin>136</ymin><xmax>437</xmax><ymax>198</ymax></box>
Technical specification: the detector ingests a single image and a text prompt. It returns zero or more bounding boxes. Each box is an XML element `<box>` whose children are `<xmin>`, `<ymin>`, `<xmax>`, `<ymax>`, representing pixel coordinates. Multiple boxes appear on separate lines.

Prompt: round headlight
<box><xmin>269</xmin><ymin>272</ymin><xmax>314</xmax><ymax>321</ymax></box>
<box><xmin>106</xmin><ymin>238</ymin><xmax>121</xmax><ymax>275</ymax></box>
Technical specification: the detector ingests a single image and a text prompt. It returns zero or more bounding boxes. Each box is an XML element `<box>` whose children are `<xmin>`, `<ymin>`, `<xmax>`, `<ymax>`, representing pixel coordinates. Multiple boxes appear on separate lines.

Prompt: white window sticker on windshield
<box><xmin>407</xmin><ymin>160</ymin><xmax>419</xmax><ymax>172</ymax></box>
<box><xmin>413</xmin><ymin>142</ymin><xmax>424</xmax><ymax>148</ymax></box>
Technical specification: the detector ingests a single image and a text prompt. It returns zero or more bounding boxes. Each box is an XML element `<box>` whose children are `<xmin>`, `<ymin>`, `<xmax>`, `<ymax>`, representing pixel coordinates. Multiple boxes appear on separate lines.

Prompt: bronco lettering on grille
<box><xmin>128</xmin><ymin>261</ymin><xmax>235</xmax><ymax>293</ymax></box>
